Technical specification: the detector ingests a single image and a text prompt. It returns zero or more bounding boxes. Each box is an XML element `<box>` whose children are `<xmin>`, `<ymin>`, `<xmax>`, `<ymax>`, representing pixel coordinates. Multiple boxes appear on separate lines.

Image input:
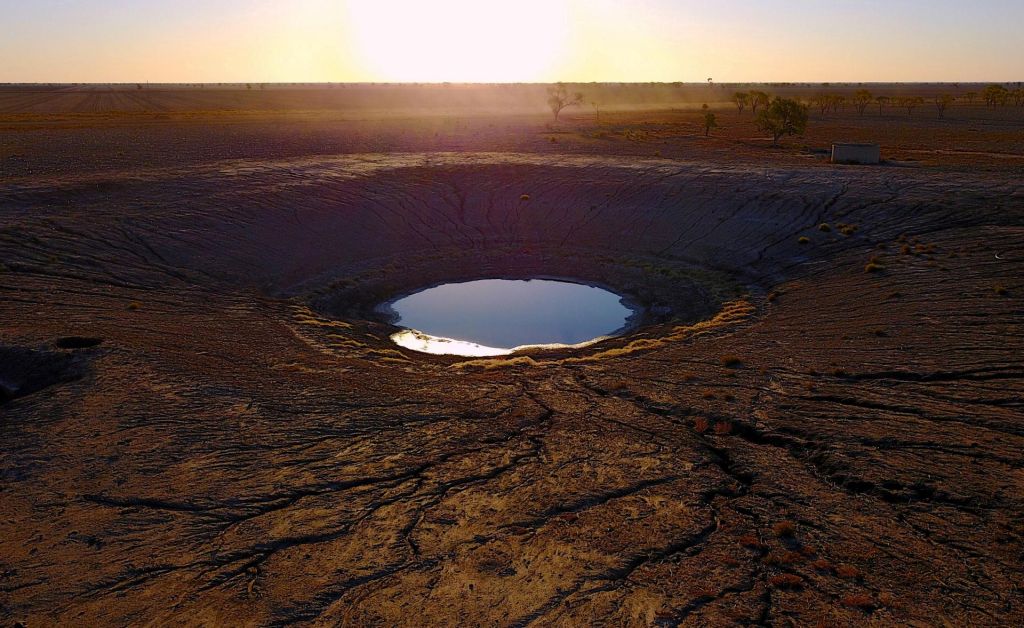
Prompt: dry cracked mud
<box><xmin>2</xmin><ymin>105</ymin><xmax>1024</xmax><ymax>626</ymax></box>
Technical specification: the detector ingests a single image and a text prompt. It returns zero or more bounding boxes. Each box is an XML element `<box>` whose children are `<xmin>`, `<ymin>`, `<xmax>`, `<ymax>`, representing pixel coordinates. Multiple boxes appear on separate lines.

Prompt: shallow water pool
<box><xmin>386</xmin><ymin>279</ymin><xmax>634</xmax><ymax>356</ymax></box>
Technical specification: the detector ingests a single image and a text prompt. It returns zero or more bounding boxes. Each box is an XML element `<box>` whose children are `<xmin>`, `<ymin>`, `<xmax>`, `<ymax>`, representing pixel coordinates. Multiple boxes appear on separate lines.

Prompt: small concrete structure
<box><xmin>831</xmin><ymin>143</ymin><xmax>881</xmax><ymax>165</ymax></box>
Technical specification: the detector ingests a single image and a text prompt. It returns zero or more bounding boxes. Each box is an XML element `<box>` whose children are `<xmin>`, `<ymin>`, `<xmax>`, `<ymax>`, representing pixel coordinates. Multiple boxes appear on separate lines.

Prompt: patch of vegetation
<box><xmin>772</xmin><ymin>521</ymin><xmax>797</xmax><ymax>538</ymax></box>
<box><xmin>818</xmin><ymin>223</ymin><xmax>831</xmax><ymax>232</ymax></box>
<box><xmin>755</xmin><ymin>97</ymin><xmax>809</xmax><ymax>146</ymax></box>
<box><xmin>840</xmin><ymin>594</ymin><xmax>875</xmax><ymax>611</ymax></box>
<box><xmin>798</xmin><ymin>236</ymin><xmax>810</xmax><ymax>245</ymax></box>
<box><xmin>811</xmin><ymin>558</ymin><xmax>833</xmax><ymax>572</ymax></box>
<box><xmin>835</xmin><ymin>564</ymin><xmax>862</xmax><ymax>580</ymax></box>
<box><xmin>739</xmin><ymin>535</ymin><xmax>767</xmax><ymax>550</ymax></box>
<box><xmin>720</xmin><ymin>355</ymin><xmax>742</xmax><ymax>368</ymax></box>
<box><xmin>713</xmin><ymin>421</ymin><xmax>733</xmax><ymax>435</ymax></box>
<box><xmin>769</xmin><ymin>574</ymin><xmax>803</xmax><ymax>590</ymax></box>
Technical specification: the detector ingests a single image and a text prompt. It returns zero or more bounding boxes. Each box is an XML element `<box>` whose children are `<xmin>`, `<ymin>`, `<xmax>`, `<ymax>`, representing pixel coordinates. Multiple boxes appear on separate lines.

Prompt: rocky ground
<box><xmin>1</xmin><ymin>87</ymin><xmax>1023</xmax><ymax>626</ymax></box>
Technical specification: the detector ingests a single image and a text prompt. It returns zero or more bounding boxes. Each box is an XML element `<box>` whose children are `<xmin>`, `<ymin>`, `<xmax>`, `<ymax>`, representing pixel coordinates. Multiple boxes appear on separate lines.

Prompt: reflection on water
<box><xmin>388</xmin><ymin>279</ymin><xmax>633</xmax><ymax>356</ymax></box>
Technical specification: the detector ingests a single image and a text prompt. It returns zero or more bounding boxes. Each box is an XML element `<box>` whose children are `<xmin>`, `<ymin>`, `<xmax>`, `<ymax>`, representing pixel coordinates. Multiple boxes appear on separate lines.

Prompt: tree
<box><xmin>934</xmin><ymin>94</ymin><xmax>954</xmax><ymax>118</ymax></box>
<box><xmin>732</xmin><ymin>92</ymin><xmax>749</xmax><ymax>113</ymax></box>
<box><xmin>897</xmin><ymin>96</ymin><xmax>924</xmax><ymax>115</ymax></box>
<box><xmin>591</xmin><ymin>101</ymin><xmax>601</xmax><ymax>123</ymax></box>
<box><xmin>853</xmin><ymin>89</ymin><xmax>873</xmax><ymax>116</ymax></box>
<box><xmin>875</xmin><ymin>95</ymin><xmax>890</xmax><ymax>115</ymax></box>
<box><xmin>755</xmin><ymin>97</ymin><xmax>808</xmax><ymax>147</ymax></box>
<box><xmin>813</xmin><ymin>94</ymin><xmax>830</xmax><ymax>115</ymax></box>
<box><xmin>1012</xmin><ymin>89</ymin><xmax>1024</xmax><ymax>107</ymax></box>
<box><xmin>964</xmin><ymin>91</ymin><xmax>978</xmax><ymax>105</ymax></box>
<box><xmin>702</xmin><ymin>104</ymin><xmax>718</xmax><ymax>137</ymax></box>
<box><xmin>547</xmin><ymin>83</ymin><xmax>583</xmax><ymax>121</ymax></box>
<box><xmin>982</xmin><ymin>84</ymin><xmax>1009</xmax><ymax>106</ymax></box>
<box><xmin>749</xmin><ymin>90</ymin><xmax>770</xmax><ymax>114</ymax></box>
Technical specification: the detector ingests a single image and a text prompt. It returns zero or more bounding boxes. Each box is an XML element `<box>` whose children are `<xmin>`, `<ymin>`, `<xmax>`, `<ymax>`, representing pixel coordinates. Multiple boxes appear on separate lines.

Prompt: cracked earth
<box><xmin>2</xmin><ymin>91</ymin><xmax>1023</xmax><ymax>626</ymax></box>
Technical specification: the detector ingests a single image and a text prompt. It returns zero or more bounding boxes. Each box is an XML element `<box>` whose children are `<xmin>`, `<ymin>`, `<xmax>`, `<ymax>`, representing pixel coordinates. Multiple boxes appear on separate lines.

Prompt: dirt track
<box><xmin>2</xmin><ymin>87</ymin><xmax>1023</xmax><ymax>626</ymax></box>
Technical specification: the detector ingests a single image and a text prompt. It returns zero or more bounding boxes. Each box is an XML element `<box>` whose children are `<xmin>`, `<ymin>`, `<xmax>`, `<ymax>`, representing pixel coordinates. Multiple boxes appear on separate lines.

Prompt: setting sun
<box><xmin>344</xmin><ymin>0</ymin><xmax>569</xmax><ymax>82</ymax></box>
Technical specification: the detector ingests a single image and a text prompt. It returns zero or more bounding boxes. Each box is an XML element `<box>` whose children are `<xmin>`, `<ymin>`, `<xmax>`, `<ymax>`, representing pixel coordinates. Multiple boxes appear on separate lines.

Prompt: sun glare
<box><xmin>344</xmin><ymin>0</ymin><xmax>569</xmax><ymax>82</ymax></box>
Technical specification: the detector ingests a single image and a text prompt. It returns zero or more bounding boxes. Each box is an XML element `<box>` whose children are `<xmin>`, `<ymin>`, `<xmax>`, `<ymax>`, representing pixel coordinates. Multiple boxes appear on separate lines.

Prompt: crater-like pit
<box><xmin>383</xmin><ymin>279</ymin><xmax>637</xmax><ymax>356</ymax></box>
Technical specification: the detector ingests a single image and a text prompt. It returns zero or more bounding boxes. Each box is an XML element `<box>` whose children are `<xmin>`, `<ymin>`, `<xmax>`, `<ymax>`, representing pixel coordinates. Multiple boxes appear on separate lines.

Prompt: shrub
<box><xmin>994</xmin><ymin>285</ymin><xmax>1008</xmax><ymax>296</ymax></box>
<box><xmin>864</xmin><ymin>262</ymin><xmax>883</xmax><ymax>273</ymax></box>
<box><xmin>713</xmin><ymin>421</ymin><xmax>732</xmax><ymax>435</ymax></box>
<box><xmin>693</xmin><ymin>417</ymin><xmax>710</xmax><ymax>433</ymax></box>
<box><xmin>127</xmin><ymin>302</ymin><xmax>142</xmax><ymax>310</ymax></box>
<box><xmin>520</xmin><ymin>194</ymin><xmax>530</xmax><ymax>201</ymax></box>
<box><xmin>818</xmin><ymin>223</ymin><xmax>831</xmax><ymax>232</ymax></box>
<box><xmin>798</xmin><ymin>236</ymin><xmax>810</xmax><ymax>244</ymax></box>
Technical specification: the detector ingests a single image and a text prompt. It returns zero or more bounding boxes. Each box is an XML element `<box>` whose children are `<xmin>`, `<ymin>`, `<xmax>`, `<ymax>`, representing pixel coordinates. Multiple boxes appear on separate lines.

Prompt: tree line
<box><xmin>733</xmin><ymin>84</ymin><xmax>1023</xmax><ymax>121</ymax></box>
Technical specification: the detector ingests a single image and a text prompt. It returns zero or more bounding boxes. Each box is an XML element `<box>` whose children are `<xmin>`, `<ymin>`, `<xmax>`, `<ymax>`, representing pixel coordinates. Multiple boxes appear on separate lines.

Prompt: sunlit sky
<box><xmin>2</xmin><ymin>0</ymin><xmax>1022</xmax><ymax>83</ymax></box>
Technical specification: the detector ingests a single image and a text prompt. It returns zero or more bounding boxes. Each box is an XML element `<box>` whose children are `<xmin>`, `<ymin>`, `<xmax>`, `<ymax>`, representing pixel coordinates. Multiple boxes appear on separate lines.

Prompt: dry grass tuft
<box><xmin>453</xmin><ymin>356</ymin><xmax>540</xmax><ymax>370</ymax></box>
<box><xmin>835</xmin><ymin>564</ymin><xmax>861</xmax><ymax>580</ymax></box>
<box><xmin>772</xmin><ymin>521</ymin><xmax>797</xmax><ymax>537</ymax></box>
<box><xmin>519</xmin><ymin>194</ymin><xmax>531</xmax><ymax>201</ymax></box>
<box><xmin>127</xmin><ymin>301</ymin><xmax>142</xmax><ymax>310</ymax></box>
<box><xmin>769</xmin><ymin>574</ymin><xmax>803</xmax><ymax>590</ymax></box>
<box><xmin>720</xmin><ymin>355</ymin><xmax>742</xmax><ymax>368</ymax></box>
<box><xmin>840</xmin><ymin>594</ymin><xmax>875</xmax><ymax>611</ymax></box>
<box><xmin>739</xmin><ymin>535</ymin><xmax>766</xmax><ymax>550</ymax></box>
<box><xmin>693</xmin><ymin>417</ymin><xmax>710</xmax><ymax>433</ymax></box>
